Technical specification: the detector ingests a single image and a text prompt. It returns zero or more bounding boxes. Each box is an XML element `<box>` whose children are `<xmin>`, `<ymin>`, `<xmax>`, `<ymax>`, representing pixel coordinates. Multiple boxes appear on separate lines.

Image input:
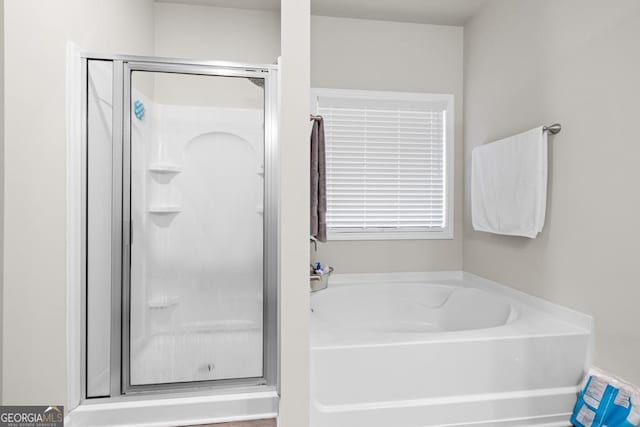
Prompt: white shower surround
<box><xmin>310</xmin><ymin>271</ymin><xmax>592</xmax><ymax>427</ymax></box>
<box><xmin>130</xmin><ymin>95</ymin><xmax>265</xmax><ymax>385</ymax></box>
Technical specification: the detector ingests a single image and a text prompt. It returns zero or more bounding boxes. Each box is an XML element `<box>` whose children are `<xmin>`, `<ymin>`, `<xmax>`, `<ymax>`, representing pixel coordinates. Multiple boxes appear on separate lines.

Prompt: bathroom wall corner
<box><xmin>462</xmin><ymin>0</ymin><xmax>640</xmax><ymax>385</ymax></box>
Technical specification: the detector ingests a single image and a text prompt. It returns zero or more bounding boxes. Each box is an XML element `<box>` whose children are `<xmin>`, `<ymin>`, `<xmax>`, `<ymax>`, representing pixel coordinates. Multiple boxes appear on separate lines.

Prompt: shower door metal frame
<box><xmin>82</xmin><ymin>54</ymin><xmax>279</xmax><ymax>399</ymax></box>
<box><xmin>121</xmin><ymin>60</ymin><xmax>279</xmax><ymax>395</ymax></box>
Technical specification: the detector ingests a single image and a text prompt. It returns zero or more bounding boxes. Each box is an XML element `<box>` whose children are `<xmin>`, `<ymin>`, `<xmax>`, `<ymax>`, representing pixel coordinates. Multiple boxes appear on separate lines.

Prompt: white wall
<box><xmin>310</xmin><ymin>16</ymin><xmax>464</xmax><ymax>273</ymax></box>
<box><xmin>464</xmin><ymin>0</ymin><xmax>640</xmax><ymax>384</ymax></box>
<box><xmin>2</xmin><ymin>0</ymin><xmax>154</xmax><ymax>405</ymax></box>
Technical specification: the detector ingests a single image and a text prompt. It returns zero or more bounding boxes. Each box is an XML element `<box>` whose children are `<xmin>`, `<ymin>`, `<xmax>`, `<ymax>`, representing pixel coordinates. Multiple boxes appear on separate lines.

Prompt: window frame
<box><xmin>311</xmin><ymin>88</ymin><xmax>454</xmax><ymax>241</ymax></box>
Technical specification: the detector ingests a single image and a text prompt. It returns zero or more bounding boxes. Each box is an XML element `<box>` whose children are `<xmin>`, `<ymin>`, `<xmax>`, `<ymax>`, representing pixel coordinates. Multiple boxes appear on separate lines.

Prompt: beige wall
<box><xmin>2</xmin><ymin>0</ymin><xmax>154</xmax><ymax>405</ymax></box>
<box><xmin>463</xmin><ymin>0</ymin><xmax>640</xmax><ymax>384</ymax></box>
<box><xmin>310</xmin><ymin>16</ymin><xmax>464</xmax><ymax>273</ymax></box>
<box><xmin>153</xmin><ymin>2</ymin><xmax>280</xmax><ymax>63</ymax></box>
<box><xmin>152</xmin><ymin>3</ymin><xmax>280</xmax><ymax>109</ymax></box>
<box><xmin>279</xmin><ymin>2</ymin><xmax>311</xmax><ymax>426</ymax></box>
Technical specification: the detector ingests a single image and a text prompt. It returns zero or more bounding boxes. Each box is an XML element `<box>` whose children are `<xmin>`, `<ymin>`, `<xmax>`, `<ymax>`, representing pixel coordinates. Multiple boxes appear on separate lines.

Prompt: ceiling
<box><xmin>155</xmin><ymin>0</ymin><xmax>490</xmax><ymax>25</ymax></box>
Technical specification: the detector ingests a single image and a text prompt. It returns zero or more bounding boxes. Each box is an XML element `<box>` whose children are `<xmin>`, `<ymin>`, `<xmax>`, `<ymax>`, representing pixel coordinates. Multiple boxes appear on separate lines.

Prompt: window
<box><xmin>312</xmin><ymin>88</ymin><xmax>454</xmax><ymax>240</ymax></box>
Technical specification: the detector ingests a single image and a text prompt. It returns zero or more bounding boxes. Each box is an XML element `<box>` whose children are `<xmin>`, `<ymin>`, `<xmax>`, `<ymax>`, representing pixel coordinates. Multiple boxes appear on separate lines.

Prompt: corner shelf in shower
<box><xmin>147</xmin><ymin>296</ymin><xmax>179</xmax><ymax>309</ymax></box>
<box><xmin>149</xmin><ymin>163</ymin><xmax>182</xmax><ymax>174</ymax></box>
<box><xmin>148</xmin><ymin>205</ymin><xmax>182</xmax><ymax>214</ymax></box>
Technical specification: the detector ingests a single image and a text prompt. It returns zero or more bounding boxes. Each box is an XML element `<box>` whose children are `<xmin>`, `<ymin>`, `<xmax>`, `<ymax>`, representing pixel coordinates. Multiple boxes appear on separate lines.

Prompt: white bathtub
<box><xmin>310</xmin><ymin>272</ymin><xmax>592</xmax><ymax>427</ymax></box>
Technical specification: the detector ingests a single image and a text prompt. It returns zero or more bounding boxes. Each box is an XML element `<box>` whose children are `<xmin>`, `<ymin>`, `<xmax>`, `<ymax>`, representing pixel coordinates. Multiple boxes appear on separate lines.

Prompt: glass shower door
<box><xmin>125</xmin><ymin>67</ymin><xmax>267</xmax><ymax>389</ymax></box>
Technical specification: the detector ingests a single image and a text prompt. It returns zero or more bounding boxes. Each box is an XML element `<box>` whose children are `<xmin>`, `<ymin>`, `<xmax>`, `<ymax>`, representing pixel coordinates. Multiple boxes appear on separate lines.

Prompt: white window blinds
<box><xmin>315</xmin><ymin>90</ymin><xmax>452</xmax><ymax>238</ymax></box>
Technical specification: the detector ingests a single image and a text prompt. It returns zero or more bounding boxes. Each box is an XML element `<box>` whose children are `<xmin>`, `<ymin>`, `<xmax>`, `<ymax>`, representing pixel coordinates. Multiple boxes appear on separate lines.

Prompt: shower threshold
<box><xmin>65</xmin><ymin>386</ymin><xmax>278</xmax><ymax>427</ymax></box>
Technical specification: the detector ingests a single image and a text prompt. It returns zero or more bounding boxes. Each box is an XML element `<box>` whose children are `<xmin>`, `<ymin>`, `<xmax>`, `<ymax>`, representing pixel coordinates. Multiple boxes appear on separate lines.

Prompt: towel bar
<box><xmin>543</xmin><ymin>123</ymin><xmax>562</xmax><ymax>134</ymax></box>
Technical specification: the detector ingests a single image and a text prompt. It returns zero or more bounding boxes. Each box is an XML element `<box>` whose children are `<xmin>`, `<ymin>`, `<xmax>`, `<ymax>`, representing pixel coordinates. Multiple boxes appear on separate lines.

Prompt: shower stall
<box><xmin>83</xmin><ymin>55</ymin><xmax>278</xmax><ymax>399</ymax></box>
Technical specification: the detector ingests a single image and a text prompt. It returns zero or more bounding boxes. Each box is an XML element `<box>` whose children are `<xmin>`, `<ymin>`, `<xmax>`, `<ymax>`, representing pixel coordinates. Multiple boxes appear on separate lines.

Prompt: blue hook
<box><xmin>134</xmin><ymin>100</ymin><xmax>145</xmax><ymax>120</ymax></box>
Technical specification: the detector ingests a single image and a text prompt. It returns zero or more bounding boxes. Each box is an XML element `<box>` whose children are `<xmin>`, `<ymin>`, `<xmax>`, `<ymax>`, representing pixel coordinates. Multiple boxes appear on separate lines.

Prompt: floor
<box><xmin>191</xmin><ymin>420</ymin><xmax>276</xmax><ymax>427</ymax></box>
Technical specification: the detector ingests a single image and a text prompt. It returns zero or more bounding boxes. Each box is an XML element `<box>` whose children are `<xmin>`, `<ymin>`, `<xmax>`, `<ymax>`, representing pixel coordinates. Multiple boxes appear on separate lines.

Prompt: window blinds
<box><xmin>317</xmin><ymin>95</ymin><xmax>448</xmax><ymax>234</ymax></box>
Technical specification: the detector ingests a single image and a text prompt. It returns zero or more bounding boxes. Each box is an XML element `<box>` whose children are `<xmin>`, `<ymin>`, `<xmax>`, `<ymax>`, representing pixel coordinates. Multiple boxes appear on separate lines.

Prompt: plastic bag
<box><xmin>572</xmin><ymin>368</ymin><xmax>640</xmax><ymax>427</ymax></box>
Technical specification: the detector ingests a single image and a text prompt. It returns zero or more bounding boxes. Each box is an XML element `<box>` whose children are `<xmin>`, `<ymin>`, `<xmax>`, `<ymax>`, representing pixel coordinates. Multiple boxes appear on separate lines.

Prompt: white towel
<box><xmin>471</xmin><ymin>127</ymin><xmax>548</xmax><ymax>238</ymax></box>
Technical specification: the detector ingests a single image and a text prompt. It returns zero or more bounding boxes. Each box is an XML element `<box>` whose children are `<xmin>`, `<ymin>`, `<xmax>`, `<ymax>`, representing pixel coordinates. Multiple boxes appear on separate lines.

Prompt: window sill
<box><xmin>327</xmin><ymin>230</ymin><xmax>453</xmax><ymax>241</ymax></box>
